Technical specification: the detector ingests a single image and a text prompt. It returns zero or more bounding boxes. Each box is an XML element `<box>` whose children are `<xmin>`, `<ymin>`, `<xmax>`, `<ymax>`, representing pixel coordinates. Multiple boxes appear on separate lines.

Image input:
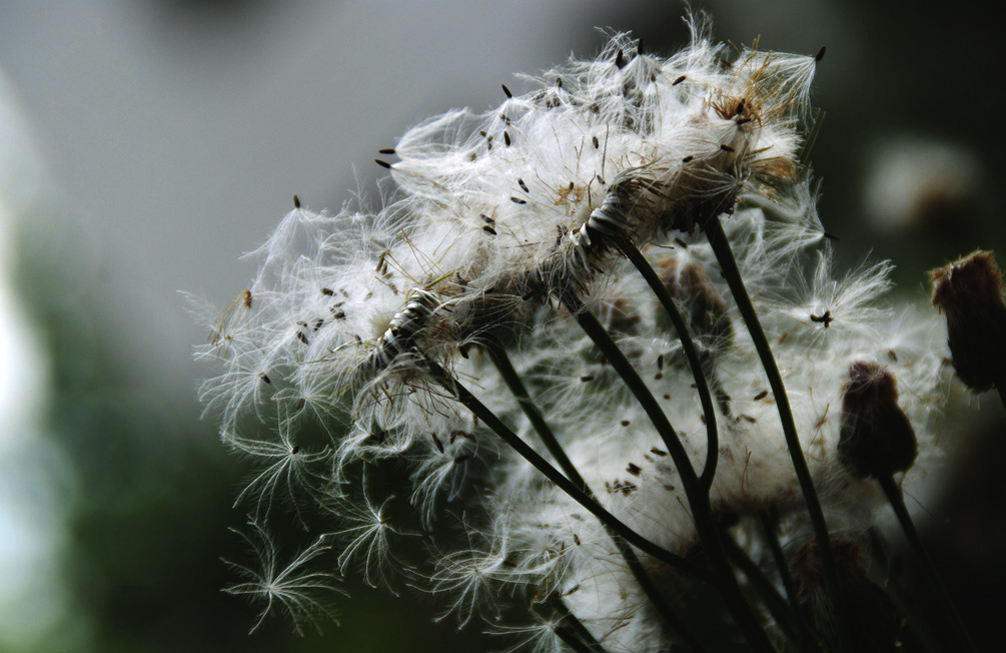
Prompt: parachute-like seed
<box><xmin>223</xmin><ymin>522</ymin><xmax>346</xmax><ymax>635</ymax></box>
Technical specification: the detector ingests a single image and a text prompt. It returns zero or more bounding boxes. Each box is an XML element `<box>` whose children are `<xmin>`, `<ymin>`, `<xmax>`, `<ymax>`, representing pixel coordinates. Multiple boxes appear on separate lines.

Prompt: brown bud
<box><xmin>791</xmin><ymin>538</ymin><xmax>869</xmax><ymax>599</ymax></box>
<box><xmin>791</xmin><ymin>538</ymin><xmax>908</xmax><ymax>651</ymax></box>
<box><xmin>654</xmin><ymin>255</ymin><xmax>732</xmax><ymax>345</ymax></box>
<box><xmin>838</xmin><ymin>362</ymin><xmax>917</xmax><ymax>479</ymax></box>
<box><xmin>930</xmin><ymin>250</ymin><xmax>1006</xmax><ymax>391</ymax></box>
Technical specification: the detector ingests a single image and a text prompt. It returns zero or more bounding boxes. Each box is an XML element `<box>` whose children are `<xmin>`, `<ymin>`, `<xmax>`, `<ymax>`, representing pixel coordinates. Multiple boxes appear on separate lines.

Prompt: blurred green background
<box><xmin>0</xmin><ymin>1</ymin><xmax>1002</xmax><ymax>651</ymax></box>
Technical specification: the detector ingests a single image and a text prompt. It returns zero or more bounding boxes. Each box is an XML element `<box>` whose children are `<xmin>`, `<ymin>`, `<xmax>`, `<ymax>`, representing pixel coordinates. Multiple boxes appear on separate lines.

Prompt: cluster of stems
<box><xmin>429</xmin><ymin>220</ymin><xmax>980</xmax><ymax>651</ymax></box>
<box><xmin>198</xmin><ymin>24</ymin><xmax>992</xmax><ymax>652</ymax></box>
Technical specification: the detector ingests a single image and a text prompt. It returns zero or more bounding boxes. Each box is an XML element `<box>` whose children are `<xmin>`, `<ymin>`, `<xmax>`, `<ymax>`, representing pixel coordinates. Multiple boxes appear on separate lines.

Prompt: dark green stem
<box><xmin>866</xmin><ymin>527</ymin><xmax>943</xmax><ymax>653</ymax></box>
<box><xmin>878</xmin><ymin>474</ymin><xmax>976</xmax><ymax>652</ymax></box>
<box><xmin>422</xmin><ymin>355</ymin><xmax>711</xmax><ymax>582</ymax></box>
<box><xmin>548</xmin><ymin>594</ymin><xmax>609</xmax><ymax>653</ymax></box>
<box><xmin>552</xmin><ymin>623</ymin><xmax>595</xmax><ymax>653</ymax></box>
<box><xmin>619</xmin><ymin>241</ymin><xmax>720</xmax><ymax>490</ymax></box>
<box><xmin>487</xmin><ymin>347</ymin><xmax>590</xmax><ymax>488</ymax></box>
<box><xmin>758</xmin><ymin>509</ymin><xmax>810</xmax><ymax>651</ymax></box>
<box><xmin>490</xmin><ymin>347</ymin><xmax>710</xmax><ymax>651</ymax></box>
<box><xmin>701</xmin><ymin>216</ymin><xmax>853</xmax><ymax>653</ymax></box>
<box><xmin>562</xmin><ymin>294</ymin><xmax>775</xmax><ymax>653</ymax></box>
<box><xmin>719</xmin><ymin>529</ymin><xmax>799</xmax><ymax>646</ymax></box>
<box><xmin>561</xmin><ymin>293</ymin><xmax>700</xmax><ymax>508</ymax></box>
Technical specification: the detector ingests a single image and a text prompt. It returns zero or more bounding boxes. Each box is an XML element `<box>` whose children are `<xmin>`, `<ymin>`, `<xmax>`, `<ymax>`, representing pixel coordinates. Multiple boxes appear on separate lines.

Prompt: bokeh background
<box><xmin>0</xmin><ymin>1</ymin><xmax>1002</xmax><ymax>651</ymax></box>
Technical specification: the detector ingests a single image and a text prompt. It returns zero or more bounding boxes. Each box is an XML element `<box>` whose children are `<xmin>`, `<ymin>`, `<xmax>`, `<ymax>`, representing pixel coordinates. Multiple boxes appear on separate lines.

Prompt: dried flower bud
<box><xmin>791</xmin><ymin>538</ymin><xmax>907</xmax><ymax>652</ymax></box>
<box><xmin>930</xmin><ymin>250</ymin><xmax>1006</xmax><ymax>391</ymax></box>
<box><xmin>838</xmin><ymin>362</ymin><xmax>917</xmax><ymax>479</ymax></box>
<box><xmin>654</xmin><ymin>254</ymin><xmax>732</xmax><ymax>345</ymax></box>
<box><xmin>791</xmin><ymin>537</ymin><xmax>868</xmax><ymax>599</ymax></box>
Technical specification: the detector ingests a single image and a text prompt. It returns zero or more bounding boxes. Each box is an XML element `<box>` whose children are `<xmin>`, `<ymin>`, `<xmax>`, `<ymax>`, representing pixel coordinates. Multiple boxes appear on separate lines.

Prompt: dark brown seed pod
<box><xmin>838</xmin><ymin>362</ymin><xmax>917</xmax><ymax>479</ymax></box>
<box><xmin>791</xmin><ymin>538</ymin><xmax>908</xmax><ymax>652</ymax></box>
<box><xmin>930</xmin><ymin>250</ymin><xmax>1006</xmax><ymax>392</ymax></box>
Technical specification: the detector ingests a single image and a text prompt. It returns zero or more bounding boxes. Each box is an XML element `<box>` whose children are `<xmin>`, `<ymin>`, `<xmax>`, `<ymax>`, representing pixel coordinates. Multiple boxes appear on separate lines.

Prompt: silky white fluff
<box><xmin>195</xmin><ymin>18</ymin><xmax>951</xmax><ymax>651</ymax></box>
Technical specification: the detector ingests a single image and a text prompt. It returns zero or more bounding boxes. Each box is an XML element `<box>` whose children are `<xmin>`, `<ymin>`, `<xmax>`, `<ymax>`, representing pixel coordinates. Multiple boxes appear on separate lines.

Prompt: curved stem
<box><xmin>562</xmin><ymin>293</ymin><xmax>702</xmax><ymax>506</ymax></box>
<box><xmin>620</xmin><ymin>241</ymin><xmax>720</xmax><ymax>491</ymax></box>
<box><xmin>490</xmin><ymin>347</ymin><xmax>710</xmax><ymax>651</ymax></box>
<box><xmin>562</xmin><ymin>294</ymin><xmax>775</xmax><ymax>653</ymax></box>
<box><xmin>422</xmin><ymin>355</ymin><xmax>712</xmax><ymax>583</ymax></box>
<box><xmin>878</xmin><ymin>475</ymin><xmax>976</xmax><ymax>652</ymax></box>
<box><xmin>702</xmin><ymin>216</ymin><xmax>853</xmax><ymax>652</ymax></box>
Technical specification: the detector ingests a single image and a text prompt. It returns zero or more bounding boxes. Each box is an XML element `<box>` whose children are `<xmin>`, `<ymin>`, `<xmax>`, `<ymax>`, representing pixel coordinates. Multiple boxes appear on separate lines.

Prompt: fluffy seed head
<box><xmin>192</xmin><ymin>19</ymin><xmax>954</xmax><ymax>647</ymax></box>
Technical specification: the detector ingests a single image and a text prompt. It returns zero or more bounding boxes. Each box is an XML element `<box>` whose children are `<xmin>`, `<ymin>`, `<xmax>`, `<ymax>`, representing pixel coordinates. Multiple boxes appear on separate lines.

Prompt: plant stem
<box><xmin>619</xmin><ymin>241</ymin><xmax>720</xmax><ymax>490</ymax></box>
<box><xmin>490</xmin><ymin>347</ymin><xmax>710</xmax><ymax>651</ymax></box>
<box><xmin>552</xmin><ymin>623</ymin><xmax>595</xmax><ymax>653</ymax></box>
<box><xmin>487</xmin><ymin>347</ymin><xmax>588</xmax><ymax>487</ymax></box>
<box><xmin>719</xmin><ymin>529</ymin><xmax>799</xmax><ymax>646</ymax></box>
<box><xmin>878</xmin><ymin>474</ymin><xmax>976</xmax><ymax>652</ymax></box>
<box><xmin>702</xmin><ymin>216</ymin><xmax>853</xmax><ymax>653</ymax></box>
<box><xmin>561</xmin><ymin>293</ymin><xmax>699</xmax><ymax>503</ymax></box>
<box><xmin>758</xmin><ymin>509</ymin><xmax>810</xmax><ymax>651</ymax></box>
<box><xmin>563</xmin><ymin>294</ymin><xmax>775</xmax><ymax>653</ymax></box>
<box><xmin>549</xmin><ymin>594</ymin><xmax>610</xmax><ymax>653</ymax></box>
<box><xmin>422</xmin><ymin>355</ymin><xmax>711</xmax><ymax>582</ymax></box>
<box><xmin>866</xmin><ymin>527</ymin><xmax>943</xmax><ymax>653</ymax></box>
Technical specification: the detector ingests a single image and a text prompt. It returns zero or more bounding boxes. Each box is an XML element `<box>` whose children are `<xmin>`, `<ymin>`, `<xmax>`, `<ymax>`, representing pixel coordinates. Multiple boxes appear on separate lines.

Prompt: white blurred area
<box><xmin>0</xmin><ymin>70</ymin><xmax>72</xmax><ymax>649</ymax></box>
<box><xmin>0</xmin><ymin>0</ymin><xmax>615</xmax><ymax>392</ymax></box>
<box><xmin>864</xmin><ymin>135</ymin><xmax>983</xmax><ymax>233</ymax></box>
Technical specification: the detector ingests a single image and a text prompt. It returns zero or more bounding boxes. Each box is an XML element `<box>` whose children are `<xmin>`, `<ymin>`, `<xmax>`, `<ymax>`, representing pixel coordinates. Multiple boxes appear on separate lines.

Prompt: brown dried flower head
<box><xmin>930</xmin><ymin>250</ymin><xmax>1006</xmax><ymax>391</ymax></box>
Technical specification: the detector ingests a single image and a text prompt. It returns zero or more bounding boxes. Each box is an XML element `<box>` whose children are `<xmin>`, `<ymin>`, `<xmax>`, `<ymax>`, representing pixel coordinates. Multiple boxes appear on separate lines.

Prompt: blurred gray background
<box><xmin>0</xmin><ymin>1</ymin><xmax>1001</xmax><ymax>651</ymax></box>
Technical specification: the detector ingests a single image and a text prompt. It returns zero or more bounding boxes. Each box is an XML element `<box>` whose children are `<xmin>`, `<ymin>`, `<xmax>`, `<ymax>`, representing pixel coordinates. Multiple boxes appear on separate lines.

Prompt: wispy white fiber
<box><xmin>195</xmin><ymin>16</ymin><xmax>951</xmax><ymax>650</ymax></box>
